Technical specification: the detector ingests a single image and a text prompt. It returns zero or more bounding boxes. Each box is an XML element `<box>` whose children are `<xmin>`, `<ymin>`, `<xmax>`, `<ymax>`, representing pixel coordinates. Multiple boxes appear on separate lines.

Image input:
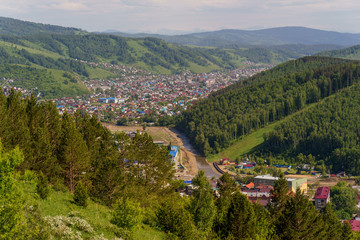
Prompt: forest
<box><xmin>1</xmin><ymin>90</ymin><xmax>358</xmax><ymax>239</ymax></box>
<box><xmin>175</xmin><ymin>56</ymin><xmax>358</xmax><ymax>156</ymax></box>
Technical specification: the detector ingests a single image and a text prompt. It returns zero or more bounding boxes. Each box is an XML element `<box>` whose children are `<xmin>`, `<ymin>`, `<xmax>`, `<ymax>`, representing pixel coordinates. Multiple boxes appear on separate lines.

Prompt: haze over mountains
<box><xmin>107</xmin><ymin>27</ymin><xmax>360</xmax><ymax>48</ymax></box>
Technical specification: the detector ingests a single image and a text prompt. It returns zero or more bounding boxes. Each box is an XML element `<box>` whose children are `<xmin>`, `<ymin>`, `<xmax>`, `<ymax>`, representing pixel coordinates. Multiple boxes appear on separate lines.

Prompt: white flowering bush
<box><xmin>44</xmin><ymin>214</ymin><xmax>108</xmax><ymax>240</ymax></box>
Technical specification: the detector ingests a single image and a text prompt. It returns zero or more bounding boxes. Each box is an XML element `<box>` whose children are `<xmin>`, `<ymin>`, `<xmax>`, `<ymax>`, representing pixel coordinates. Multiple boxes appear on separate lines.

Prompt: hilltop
<box><xmin>0</xmin><ymin>16</ymin><xmax>86</xmax><ymax>36</ymax></box>
<box><xmin>109</xmin><ymin>27</ymin><xmax>360</xmax><ymax>47</ymax></box>
<box><xmin>316</xmin><ymin>45</ymin><xmax>360</xmax><ymax>60</ymax></box>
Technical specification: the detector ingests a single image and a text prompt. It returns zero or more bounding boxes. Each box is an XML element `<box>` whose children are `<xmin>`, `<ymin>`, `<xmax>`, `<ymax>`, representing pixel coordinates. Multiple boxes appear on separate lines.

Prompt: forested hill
<box><xmin>263</xmin><ymin>82</ymin><xmax>360</xmax><ymax>176</ymax></box>
<box><xmin>175</xmin><ymin>56</ymin><xmax>360</xmax><ymax>155</ymax></box>
<box><xmin>0</xmin><ymin>16</ymin><xmax>86</xmax><ymax>35</ymax></box>
<box><xmin>316</xmin><ymin>45</ymin><xmax>360</xmax><ymax>60</ymax></box>
<box><xmin>110</xmin><ymin>27</ymin><xmax>360</xmax><ymax>47</ymax></box>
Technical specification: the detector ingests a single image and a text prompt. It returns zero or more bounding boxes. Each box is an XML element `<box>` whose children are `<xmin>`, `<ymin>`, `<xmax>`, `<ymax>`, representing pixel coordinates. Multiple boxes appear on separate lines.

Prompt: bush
<box><xmin>111</xmin><ymin>197</ymin><xmax>143</xmax><ymax>230</ymax></box>
<box><xmin>36</xmin><ymin>171</ymin><xmax>50</xmax><ymax>199</ymax></box>
<box><xmin>73</xmin><ymin>182</ymin><xmax>88</xmax><ymax>207</ymax></box>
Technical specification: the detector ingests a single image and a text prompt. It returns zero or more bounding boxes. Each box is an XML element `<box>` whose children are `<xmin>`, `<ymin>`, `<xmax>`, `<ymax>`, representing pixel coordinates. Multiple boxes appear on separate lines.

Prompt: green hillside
<box><xmin>0</xmin><ymin>16</ymin><xmax>86</xmax><ymax>35</ymax></box>
<box><xmin>262</xmin><ymin>82</ymin><xmax>360</xmax><ymax>176</ymax></box>
<box><xmin>317</xmin><ymin>45</ymin><xmax>360</xmax><ymax>60</ymax></box>
<box><xmin>175</xmin><ymin>56</ymin><xmax>357</xmax><ymax>156</ymax></box>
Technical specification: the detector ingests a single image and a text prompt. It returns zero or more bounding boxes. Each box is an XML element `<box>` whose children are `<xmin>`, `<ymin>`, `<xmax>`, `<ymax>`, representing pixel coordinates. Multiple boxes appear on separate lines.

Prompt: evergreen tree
<box><xmin>214</xmin><ymin>172</ymin><xmax>237</xmax><ymax>238</ymax></box>
<box><xmin>156</xmin><ymin>197</ymin><xmax>197</xmax><ymax>240</ymax></box>
<box><xmin>73</xmin><ymin>181</ymin><xmax>88</xmax><ymax>207</ymax></box>
<box><xmin>36</xmin><ymin>171</ymin><xmax>50</xmax><ymax>200</ymax></box>
<box><xmin>342</xmin><ymin>221</ymin><xmax>354</xmax><ymax>240</ymax></box>
<box><xmin>111</xmin><ymin>197</ymin><xmax>143</xmax><ymax>230</ymax></box>
<box><xmin>189</xmin><ymin>170</ymin><xmax>216</xmax><ymax>237</ymax></box>
<box><xmin>276</xmin><ymin>189</ymin><xmax>326</xmax><ymax>240</ymax></box>
<box><xmin>321</xmin><ymin>203</ymin><xmax>343</xmax><ymax>240</ymax></box>
<box><xmin>59</xmin><ymin>111</ymin><xmax>89</xmax><ymax>193</ymax></box>
<box><xmin>225</xmin><ymin>191</ymin><xmax>257</xmax><ymax>239</ymax></box>
<box><xmin>268</xmin><ymin>173</ymin><xmax>289</xmax><ymax>222</ymax></box>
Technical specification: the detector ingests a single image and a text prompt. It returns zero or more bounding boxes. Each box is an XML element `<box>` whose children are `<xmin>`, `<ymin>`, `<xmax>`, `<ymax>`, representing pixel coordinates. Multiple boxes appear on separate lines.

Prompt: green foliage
<box><xmin>276</xmin><ymin>189</ymin><xmax>326</xmax><ymax>239</ymax></box>
<box><xmin>189</xmin><ymin>170</ymin><xmax>216</xmax><ymax>236</ymax></box>
<box><xmin>111</xmin><ymin>197</ymin><xmax>143</xmax><ymax>230</ymax></box>
<box><xmin>330</xmin><ymin>181</ymin><xmax>357</xmax><ymax>219</ymax></box>
<box><xmin>0</xmin><ymin>16</ymin><xmax>85</xmax><ymax>36</ymax></box>
<box><xmin>73</xmin><ymin>182</ymin><xmax>88</xmax><ymax>207</ymax></box>
<box><xmin>176</xmin><ymin>56</ymin><xmax>354</xmax><ymax>155</ymax></box>
<box><xmin>36</xmin><ymin>171</ymin><xmax>50</xmax><ymax>199</ymax></box>
<box><xmin>156</xmin><ymin>196</ymin><xmax>197</xmax><ymax>240</ymax></box>
<box><xmin>225</xmin><ymin>191</ymin><xmax>257</xmax><ymax>239</ymax></box>
<box><xmin>0</xmin><ymin>142</ymin><xmax>43</xmax><ymax>239</ymax></box>
<box><xmin>0</xmin><ymin>64</ymin><xmax>89</xmax><ymax>98</ymax></box>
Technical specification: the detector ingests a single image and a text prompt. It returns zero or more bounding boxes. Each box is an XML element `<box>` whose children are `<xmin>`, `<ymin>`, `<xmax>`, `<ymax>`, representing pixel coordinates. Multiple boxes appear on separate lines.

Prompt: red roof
<box><xmin>245</xmin><ymin>182</ymin><xmax>254</xmax><ymax>189</ymax></box>
<box><xmin>314</xmin><ymin>187</ymin><xmax>330</xmax><ymax>199</ymax></box>
<box><xmin>347</xmin><ymin>220</ymin><xmax>360</xmax><ymax>232</ymax></box>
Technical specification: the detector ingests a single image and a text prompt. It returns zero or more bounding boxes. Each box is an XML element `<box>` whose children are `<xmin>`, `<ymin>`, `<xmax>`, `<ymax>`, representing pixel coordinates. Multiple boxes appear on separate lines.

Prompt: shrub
<box><xmin>73</xmin><ymin>182</ymin><xmax>88</xmax><ymax>207</ymax></box>
<box><xmin>111</xmin><ymin>197</ymin><xmax>143</xmax><ymax>230</ymax></box>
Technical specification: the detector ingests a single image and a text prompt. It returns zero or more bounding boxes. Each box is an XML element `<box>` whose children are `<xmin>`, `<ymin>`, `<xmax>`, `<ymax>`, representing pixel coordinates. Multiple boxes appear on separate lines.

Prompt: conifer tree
<box><xmin>225</xmin><ymin>191</ymin><xmax>257</xmax><ymax>240</ymax></box>
<box><xmin>342</xmin><ymin>221</ymin><xmax>354</xmax><ymax>240</ymax></box>
<box><xmin>321</xmin><ymin>203</ymin><xmax>343</xmax><ymax>240</ymax></box>
<box><xmin>73</xmin><ymin>181</ymin><xmax>88</xmax><ymax>207</ymax></box>
<box><xmin>60</xmin><ymin>111</ymin><xmax>89</xmax><ymax>193</ymax></box>
<box><xmin>276</xmin><ymin>188</ymin><xmax>326</xmax><ymax>240</ymax></box>
<box><xmin>36</xmin><ymin>171</ymin><xmax>50</xmax><ymax>200</ymax></box>
<box><xmin>189</xmin><ymin>170</ymin><xmax>216</xmax><ymax>236</ymax></box>
<box><xmin>214</xmin><ymin>172</ymin><xmax>237</xmax><ymax>238</ymax></box>
<box><xmin>268</xmin><ymin>173</ymin><xmax>289</xmax><ymax>221</ymax></box>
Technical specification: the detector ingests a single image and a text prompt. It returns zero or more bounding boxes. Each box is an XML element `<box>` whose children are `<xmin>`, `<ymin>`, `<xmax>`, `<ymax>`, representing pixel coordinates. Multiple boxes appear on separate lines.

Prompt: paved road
<box><xmin>171</xmin><ymin>129</ymin><xmax>221</xmax><ymax>179</ymax></box>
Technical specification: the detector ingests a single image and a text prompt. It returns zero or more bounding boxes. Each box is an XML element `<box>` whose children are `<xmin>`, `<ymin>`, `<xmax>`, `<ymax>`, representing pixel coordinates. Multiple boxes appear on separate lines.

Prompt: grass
<box><xmin>207</xmin><ymin>102</ymin><xmax>320</xmax><ymax>162</ymax></box>
<box><xmin>207</xmin><ymin>123</ymin><xmax>278</xmax><ymax>162</ymax></box>
<box><xmin>18</xmin><ymin>178</ymin><xmax>166</xmax><ymax>240</ymax></box>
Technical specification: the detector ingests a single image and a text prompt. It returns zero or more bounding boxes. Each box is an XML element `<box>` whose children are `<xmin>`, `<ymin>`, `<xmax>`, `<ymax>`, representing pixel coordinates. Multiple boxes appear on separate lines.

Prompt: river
<box><xmin>171</xmin><ymin>129</ymin><xmax>221</xmax><ymax>179</ymax></box>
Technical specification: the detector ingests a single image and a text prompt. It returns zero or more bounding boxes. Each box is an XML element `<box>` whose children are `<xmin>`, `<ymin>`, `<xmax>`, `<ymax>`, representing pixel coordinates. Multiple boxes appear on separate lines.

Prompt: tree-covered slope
<box><xmin>262</xmin><ymin>82</ymin><xmax>360</xmax><ymax>175</ymax></box>
<box><xmin>110</xmin><ymin>27</ymin><xmax>360</xmax><ymax>47</ymax></box>
<box><xmin>0</xmin><ymin>16</ymin><xmax>86</xmax><ymax>36</ymax></box>
<box><xmin>175</xmin><ymin>57</ymin><xmax>359</xmax><ymax>155</ymax></box>
<box><xmin>316</xmin><ymin>45</ymin><xmax>360</xmax><ymax>60</ymax></box>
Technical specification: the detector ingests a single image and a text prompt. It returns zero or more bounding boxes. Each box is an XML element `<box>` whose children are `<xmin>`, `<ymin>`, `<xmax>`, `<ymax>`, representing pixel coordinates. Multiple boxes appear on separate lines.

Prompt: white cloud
<box><xmin>0</xmin><ymin>0</ymin><xmax>360</xmax><ymax>32</ymax></box>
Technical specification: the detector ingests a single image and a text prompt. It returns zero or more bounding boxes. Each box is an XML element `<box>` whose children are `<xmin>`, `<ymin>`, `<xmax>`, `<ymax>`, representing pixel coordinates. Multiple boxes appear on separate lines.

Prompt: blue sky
<box><xmin>1</xmin><ymin>0</ymin><xmax>360</xmax><ymax>34</ymax></box>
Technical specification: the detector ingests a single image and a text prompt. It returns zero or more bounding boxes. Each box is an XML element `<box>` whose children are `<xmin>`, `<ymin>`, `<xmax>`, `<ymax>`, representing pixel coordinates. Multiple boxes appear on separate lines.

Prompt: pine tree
<box><xmin>268</xmin><ymin>173</ymin><xmax>289</xmax><ymax>221</ymax></box>
<box><xmin>276</xmin><ymin>189</ymin><xmax>326</xmax><ymax>240</ymax></box>
<box><xmin>321</xmin><ymin>203</ymin><xmax>343</xmax><ymax>240</ymax></box>
<box><xmin>73</xmin><ymin>181</ymin><xmax>88</xmax><ymax>207</ymax></box>
<box><xmin>189</xmin><ymin>170</ymin><xmax>216</xmax><ymax>236</ymax></box>
<box><xmin>342</xmin><ymin>221</ymin><xmax>354</xmax><ymax>240</ymax></box>
<box><xmin>225</xmin><ymin>191</ymin><xmax>257</xmax><ymax>240</ymax></box>
<box><xmin>214</xmin><ymin>172</ymin><xmax>237</xmax><ymax>238</ymax></box>
<box><xmin>36</xmin><ymin>171</ymin><xmax>50</xmax><ymax>200</ymax></box>
<box><xmin>59</xmin><ymin>111</ymin><xmax>89</xmax><ymax>193</ymax></box>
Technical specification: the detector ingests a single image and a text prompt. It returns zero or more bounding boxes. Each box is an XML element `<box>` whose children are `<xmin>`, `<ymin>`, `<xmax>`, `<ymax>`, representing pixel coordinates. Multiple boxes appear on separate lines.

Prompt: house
<box><xmin>314</xmin><ymin>187</ymin><xmax>330</xmax><ymax>210</ymax></box>
<box><xmin>254</xmin><ymin>174</ymin><xmax>307</xmax><ymax>193</ymax></box>
<box><xmin>241</xmin><ymin>184</ymin><xmax>273</xmax><ymax>207</ymax></box>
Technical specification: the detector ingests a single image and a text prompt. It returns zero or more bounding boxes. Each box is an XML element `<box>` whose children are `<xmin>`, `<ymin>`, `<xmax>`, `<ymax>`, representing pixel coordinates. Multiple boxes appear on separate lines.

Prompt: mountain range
<box><xmin>107</xmin><ymin>27</ymin><xmax>360</xmax><ymax>48</ymax></box>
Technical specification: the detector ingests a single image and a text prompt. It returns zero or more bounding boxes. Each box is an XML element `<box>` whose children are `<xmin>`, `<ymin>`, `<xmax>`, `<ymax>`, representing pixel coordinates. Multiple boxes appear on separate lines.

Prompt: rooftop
<box><xmin>314</xmin><ymin>187</ymin><xmax>330</xmax><ymax>199</ymax></box>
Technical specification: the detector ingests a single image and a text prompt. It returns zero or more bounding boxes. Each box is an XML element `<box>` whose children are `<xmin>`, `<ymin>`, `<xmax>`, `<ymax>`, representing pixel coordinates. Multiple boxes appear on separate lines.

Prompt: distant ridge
<box><xmin>316</xmin><ymin>44</ymin><xmax>360</xmax><ymax>60</ymax></box>
<box><xmin>0</xmin><ymin>16</ymin><xmax>87</xmax><ymax>36</ymax></box>
<box><xmin>108</xmin><ymin>26</ymin><xmax>360</xmax><ymax>47</ymax></box>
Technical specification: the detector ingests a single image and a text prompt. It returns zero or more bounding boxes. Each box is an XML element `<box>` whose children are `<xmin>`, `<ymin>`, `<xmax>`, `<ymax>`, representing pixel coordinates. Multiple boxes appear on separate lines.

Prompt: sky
<box><xmin>0</xmin><ymin>0</ymin><xmax>360</xmax><ymax>34</ymax></box>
